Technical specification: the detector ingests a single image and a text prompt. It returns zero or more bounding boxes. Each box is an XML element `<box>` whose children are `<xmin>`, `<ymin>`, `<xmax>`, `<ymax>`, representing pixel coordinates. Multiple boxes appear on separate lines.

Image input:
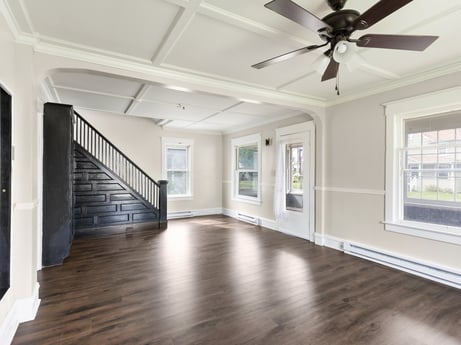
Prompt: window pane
<box><xmin>407</xmin><ymin>132</ymin><xmax>421</xmax><ymax>147</ymax></box>
<box><xmin>238</xmin><ymin>145</ymin><xmax>258</xmax><ymax>170</ymax></box>
<box><xmin>167</xmin><ymin>148</ymin><xmax>187</xmax><ymax>170</ymax></box>
<box><xmin>167</xmin><ymin>171</ymin><xmax>187</xmax><ymax>195</ymax></box>
<box><xmin>238</xmin><ymin>172</ymin><xmax>258</xmax><ymax>197</ymax></box>
<box><xmin>287</xmin><ymin>144</ymin><xmax>304</xmax><ymax>193</ymax></box>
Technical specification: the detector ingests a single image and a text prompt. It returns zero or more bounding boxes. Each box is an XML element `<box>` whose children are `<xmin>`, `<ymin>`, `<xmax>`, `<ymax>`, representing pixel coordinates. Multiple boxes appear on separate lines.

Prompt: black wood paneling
<box><xmin>42</xmin><ymin>103</ymin><xmax>74</xmax><ymax>267</ymax></box>
<box><xmin>0</xmin><ymin>87</ymin><xmax>12</xmax><ymax>298</ymax></box>
<box><xmin>73</xmin><ymin>144</ymin><xmax>159</xmax><ymax>234</ymax></box>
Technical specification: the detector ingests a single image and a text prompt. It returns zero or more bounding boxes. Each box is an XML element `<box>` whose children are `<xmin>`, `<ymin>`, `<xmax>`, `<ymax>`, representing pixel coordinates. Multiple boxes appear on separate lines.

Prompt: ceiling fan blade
<box><xmin>321</xmin><ymin>58</ymin><xmax>339</xmax><ymax>81</ymax></box>
<box><xmin>354</xmin><ymin>0</ymin><xmax>412</xmax><ymax>30</ymax></box>
<box><xmin>252</xmin><ymin>44</ymin><xmax>324</xmax><ymax>69</ymax></box>
<box><xmin>357</xmin><ymin>34</ymin><xmax>438</xmax><ymax>51</ymax></box>
<box><xmin>265</xmin><ymin>0</ymin><xmax>331</xmax><ymax>33</ymax></box>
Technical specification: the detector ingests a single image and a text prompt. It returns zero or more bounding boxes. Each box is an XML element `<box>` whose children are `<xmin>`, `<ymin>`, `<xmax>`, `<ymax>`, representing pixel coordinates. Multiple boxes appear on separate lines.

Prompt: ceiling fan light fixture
<box><xmin>332</xmin><ymin>40</ymin><xmax>353</xmax><ymax>63</ymax></box>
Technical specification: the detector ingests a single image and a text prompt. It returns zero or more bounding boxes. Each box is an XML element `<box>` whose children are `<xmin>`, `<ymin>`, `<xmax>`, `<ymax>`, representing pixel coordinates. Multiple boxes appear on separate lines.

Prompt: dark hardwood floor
<box><xmin>13</xmin><ymin>215</ymin><xmax>461</xmax><ymax>345</ymax></box>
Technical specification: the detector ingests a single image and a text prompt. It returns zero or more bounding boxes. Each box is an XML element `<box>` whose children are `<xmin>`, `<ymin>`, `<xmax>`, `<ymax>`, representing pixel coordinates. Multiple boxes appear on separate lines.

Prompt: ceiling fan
<box><xmin>252</xmin><ymin>0</ymin><xmax>438</xmax><ymax>91</ymax></box>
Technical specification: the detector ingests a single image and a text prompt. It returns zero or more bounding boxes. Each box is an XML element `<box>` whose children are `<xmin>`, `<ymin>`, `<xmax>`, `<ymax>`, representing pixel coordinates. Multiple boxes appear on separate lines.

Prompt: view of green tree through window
<box><xmin>237</xmin><ymin>145</ymin><xmax>258</xmax><ymax>198</ymax></box>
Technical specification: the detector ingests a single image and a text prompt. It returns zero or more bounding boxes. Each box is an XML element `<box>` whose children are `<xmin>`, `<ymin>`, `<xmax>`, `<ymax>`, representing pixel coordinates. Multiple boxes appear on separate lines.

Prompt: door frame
<box><xmin>275</xmin><ymin>121</ymin><xmax>315</xmax><ymax>241</ymax></box>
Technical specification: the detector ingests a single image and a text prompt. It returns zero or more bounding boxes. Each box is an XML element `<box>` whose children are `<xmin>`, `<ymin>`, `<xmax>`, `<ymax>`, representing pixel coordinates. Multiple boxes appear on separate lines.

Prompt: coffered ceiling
<box><xmin>3</xmin><ymin>0</ymin><xmax>461</xmax><ymax>132</ymax></box>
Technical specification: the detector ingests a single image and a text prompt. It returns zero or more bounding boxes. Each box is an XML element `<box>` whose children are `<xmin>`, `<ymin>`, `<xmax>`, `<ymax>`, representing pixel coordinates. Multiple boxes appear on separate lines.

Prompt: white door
<box><xmin>275</xmin><ymin>122</ymin><xmax>315</xmax><ymax>241</ymax></box>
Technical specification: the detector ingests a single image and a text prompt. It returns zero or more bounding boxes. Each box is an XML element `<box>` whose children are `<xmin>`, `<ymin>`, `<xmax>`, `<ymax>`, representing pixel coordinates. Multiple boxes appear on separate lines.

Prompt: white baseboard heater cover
<box><xmin>168</xmin><ymin>211</ymin><xmax>193</xmax><ymax>219</ymax></box>
<box><xmin>237</xmin><ymin>213</ymin><xmax>260</xmax><ymax>225</ymax></box>
<box><xmin>344</xmin><ymin>242</ymin><xmax>461</xmax><ymax>289</ymax></box>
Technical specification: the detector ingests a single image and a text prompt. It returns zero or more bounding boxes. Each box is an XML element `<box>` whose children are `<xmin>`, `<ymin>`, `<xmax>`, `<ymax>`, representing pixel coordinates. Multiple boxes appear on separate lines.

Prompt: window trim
<box><xmin>231</xmin><ymin>133</ymin><xmax>261</xmax><ymax>205</ymax></box>
<box><xmin>384</xmin><ymin>86</ymin><xmax>461</xmax><ymax>245</ymax></box>
<box><xmin>161</xmin><ymin>137</ymin><xmax>193</xmax><ymax>200</ymax></box>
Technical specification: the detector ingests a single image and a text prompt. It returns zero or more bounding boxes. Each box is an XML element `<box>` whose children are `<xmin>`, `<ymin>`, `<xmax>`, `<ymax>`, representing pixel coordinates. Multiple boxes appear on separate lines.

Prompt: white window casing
<box><xmin>231</xmin><ymin>133</ymin><xmax>261</xmax><ymax>205</ymax></box>
<box><xmin>384</xmin><ymin>86</ymin><xmax>461</xmax><ymax>245</ymax></box>
<box><xmin>161</xmin><ymin>137</ymin><xmax>193</xmax><ymax>200</ymax></box>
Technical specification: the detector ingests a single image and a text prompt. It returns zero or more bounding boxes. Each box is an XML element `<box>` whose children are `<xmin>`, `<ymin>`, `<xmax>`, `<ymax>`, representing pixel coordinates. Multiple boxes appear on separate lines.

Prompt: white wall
<box><xmin>77</xmin><ymin>109</ymin><xmax>223</xmax><ymax>213</ymax></box>
<box><xmin>0</xmin><ymin>12</ymin><xmax>40</xmax><ymax>342</ymax></box>
<box><xmin>323</xmin><ymin>72</ymin><xmax>461</xmax><ymax>270</ymax></box>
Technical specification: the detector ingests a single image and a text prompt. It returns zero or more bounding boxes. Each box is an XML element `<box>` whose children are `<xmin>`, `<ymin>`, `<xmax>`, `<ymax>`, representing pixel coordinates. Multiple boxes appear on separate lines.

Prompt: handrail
<box><xmin>73</xmin><ymin>111</ymin><xmax>162</xmax><ymax>210</ymax></box>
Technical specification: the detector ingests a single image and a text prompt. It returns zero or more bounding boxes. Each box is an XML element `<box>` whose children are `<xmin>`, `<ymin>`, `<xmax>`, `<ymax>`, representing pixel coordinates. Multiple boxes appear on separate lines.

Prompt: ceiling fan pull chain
<box><xmin>335</xmin><ymin>72</ymin><xmax>340</xmax><ymax>96</ymax></box>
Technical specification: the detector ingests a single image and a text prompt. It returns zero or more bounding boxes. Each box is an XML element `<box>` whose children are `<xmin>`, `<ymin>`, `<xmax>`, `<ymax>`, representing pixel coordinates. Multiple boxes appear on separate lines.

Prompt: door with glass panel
<box><xmin>275</xmin><ymin>122</ymin><xmax>314</xmax><ymax>241</ymax></box>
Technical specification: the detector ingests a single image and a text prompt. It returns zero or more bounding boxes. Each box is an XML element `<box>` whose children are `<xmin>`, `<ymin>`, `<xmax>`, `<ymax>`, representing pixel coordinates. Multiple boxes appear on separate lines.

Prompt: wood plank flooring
<box><xmin>13</xmin><ymin>215</ymin><xmax>461</xmax><ymax>345</ymax></box>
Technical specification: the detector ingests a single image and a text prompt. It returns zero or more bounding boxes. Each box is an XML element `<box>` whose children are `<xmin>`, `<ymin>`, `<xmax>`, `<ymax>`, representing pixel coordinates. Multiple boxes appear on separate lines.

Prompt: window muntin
<box><xmin>232</xmin><ymin>134</ymin><xmax>261</xmax><ymax>203</ymax></box>
<box><xmin>162</xmin><ymin>138</ymin><xmax>192</xmax><ymax>198</ymax></box>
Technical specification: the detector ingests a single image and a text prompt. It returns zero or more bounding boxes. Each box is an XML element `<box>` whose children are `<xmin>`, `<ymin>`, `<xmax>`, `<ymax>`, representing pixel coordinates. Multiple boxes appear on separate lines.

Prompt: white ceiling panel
<box><xmin>280</xmin><ymin>67</ymin><xmax>384</xmax><ymax>99</ymax></box>
<box><xmin>57</xmin><ymin>89</ymin><xmax>131</xmax><ymax>113</ymax></box>
<box><xmin>163</xmin><ymin>120</ymin><xmax>195</xmax><ymax>129</ymax></box>
<box><xmin>165</xmin><ymin>12</ymin><xmax>321</xmax><ymax>88</ymax></box>
<box><xmin>143</xmin><ymin>84</ymin><xmax>238</xmax><ymax>110</ymax></box>
<box><xmin>23</xmin><ymin>0</ymin><xmax>181</xmax><ymax>59</ymax></box>
<box><xmin>52</xmin><ymin>71</ymin><xmax>142</xmax><ymax>98</ymax></box>
<box><xmin>228</xmin><ymin>102</ymin><xmax>296</xmax><ymax>118</ymax></box>
<box><xmin>206</xmin><ymin>112</ymin><xmax>260</xmax><ymax>125</ymax></box>
<box><xmin>187</xmin><ymin>122</ymin><xmax>228</xmax><ymax>131</ymax></box>
<box><xmin>130</xmin><ymin>101</ymin><xmax>215</xmax><ymax>121</ymax></box>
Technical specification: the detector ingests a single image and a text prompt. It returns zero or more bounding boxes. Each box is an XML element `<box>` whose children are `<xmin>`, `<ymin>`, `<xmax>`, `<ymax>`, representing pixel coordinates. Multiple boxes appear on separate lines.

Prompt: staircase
<box><xmin>72</xmin><ymin>112</ymin><xmax>168</xmax><ymax>234</ymax></box>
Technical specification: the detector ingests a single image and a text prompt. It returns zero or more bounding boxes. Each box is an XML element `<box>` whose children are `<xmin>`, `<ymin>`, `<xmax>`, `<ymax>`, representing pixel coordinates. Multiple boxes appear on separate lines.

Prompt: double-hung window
<box><xmin>385</xmin><ymin>87</ymin><xmax>461</xmax><ymax>245</ymax></box>
<box><xmin>162</xmin><ymin>137</ymin><xmax>193</xmax><ymax>198</ymax></box>
<box><xmin>232</xmin><ymin>134</ymin><xmax>261</xmax><ymax>203</ymax></box>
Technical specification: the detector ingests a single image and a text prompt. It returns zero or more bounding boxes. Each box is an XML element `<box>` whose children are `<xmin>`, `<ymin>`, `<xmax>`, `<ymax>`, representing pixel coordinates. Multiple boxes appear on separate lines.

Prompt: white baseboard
<box><xmin>0</xmin><ymin>283</ymin><xmax>41</xmax><ymax>345</ymax></box>
<box><xmin>168</xmin><ymin>208</ymin><xmax>223</xmax><ymax>220</ymax></box>
<box><xmin>223</xmin><ymin>209</ymin><xmax>311</xmax><ymax>240</ymax></box>
<box><xmin>315</xmin><ymin>233</ymin><xmax>461</xmax><ymax>290</ymax></box>
<box><xmin>314</xmin><ymin>233</ymin><xmax>344</xmax><ymax>250</ymax></box>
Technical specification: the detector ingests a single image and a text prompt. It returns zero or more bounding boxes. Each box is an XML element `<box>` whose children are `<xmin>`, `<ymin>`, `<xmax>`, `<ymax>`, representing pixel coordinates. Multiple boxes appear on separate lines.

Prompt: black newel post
<box><xmin>158</xmin><ymin>180</ymin><xmax>168</xmax><ymax>229</ymax></box>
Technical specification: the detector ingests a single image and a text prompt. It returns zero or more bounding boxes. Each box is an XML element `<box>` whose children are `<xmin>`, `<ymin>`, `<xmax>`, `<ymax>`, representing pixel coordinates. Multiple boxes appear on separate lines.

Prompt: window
<box><xmin>232</xmin><ymin>134</ymin><xmax>261</xmax><ymax>203</ymax></box>
<box><xmin>286</xmin><ymin>143</ymin><xmax>304</xmax><ymax>211</ymax></box>
<box><xmin>162</xmin><ymin>137</ymin><xmax>192</xmax><ymax>198</ymax></box>
<box><xmin>385</xmin><ymin>86</ymin><xmax>461</xmax><ymax>245</ymax></box>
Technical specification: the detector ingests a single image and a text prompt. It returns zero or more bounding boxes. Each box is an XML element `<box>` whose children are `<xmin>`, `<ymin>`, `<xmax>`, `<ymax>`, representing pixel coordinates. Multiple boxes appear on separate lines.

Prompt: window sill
<box><xmin>384</xmin><ymin>220</ymin><xmax>461</xmax><ymax>245</ymax></box>
<box><xmin>168</xmin><ymin>195</ymin><xmax>193</xmax><ymax>201</ymax></box>
<box><xmin>232</xmin><ymin>196</ymin><xmax>261</xmax><ymax>206</ymax></box>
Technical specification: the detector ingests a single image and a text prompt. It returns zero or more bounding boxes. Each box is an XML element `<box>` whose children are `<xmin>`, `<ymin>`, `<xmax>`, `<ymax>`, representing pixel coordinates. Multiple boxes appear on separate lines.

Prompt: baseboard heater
<box><xmin>168</xmin><ymin>211</ymin><xmax>193</xmax><ymax>220</ymax></box>
<box><xmin>344</xmin><ymin>242</ymin><xmax>461</xmax><ymax>289</ymax></box>
<box><xmin>237</xmin><ymin>213</ymin><xmax>260</xmax><ymax>225</ymax></box>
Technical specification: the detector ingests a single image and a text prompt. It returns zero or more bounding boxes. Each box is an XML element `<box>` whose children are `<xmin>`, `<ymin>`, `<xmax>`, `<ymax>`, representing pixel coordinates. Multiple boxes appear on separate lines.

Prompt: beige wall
<box><xmin>323</xmin><ymin>72</ymin><xmax>461</xmax><ymax>270</ymax></box>
<box><xmin>78</xmin><ymin>109</ymin><xmax>223</xmax><ymax>212</ymax></box>
<box><xmin>222</xmin><ymin>114</ymin><xmax>315</xmax><ymax>220</ymax></box>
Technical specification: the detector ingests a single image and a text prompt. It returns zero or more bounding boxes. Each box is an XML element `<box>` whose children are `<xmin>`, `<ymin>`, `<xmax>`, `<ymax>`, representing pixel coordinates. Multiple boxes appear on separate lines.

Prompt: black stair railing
<box><xmin>73</xmin><ymin>112</ymin><xmax>167</xmax><ymax>224</ymax></box>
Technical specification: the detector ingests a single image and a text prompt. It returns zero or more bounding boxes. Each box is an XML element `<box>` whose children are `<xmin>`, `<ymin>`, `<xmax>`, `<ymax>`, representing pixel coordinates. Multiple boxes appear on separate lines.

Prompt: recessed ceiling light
<box><xmin>239</xmin><ymin>99</ymin><xmax>261</xmax><ymax>104</ymax></box>
<box><xmin>164</xmin><ymin>85</ymin><xmax>192</xmax><ymax>93</ymax></box>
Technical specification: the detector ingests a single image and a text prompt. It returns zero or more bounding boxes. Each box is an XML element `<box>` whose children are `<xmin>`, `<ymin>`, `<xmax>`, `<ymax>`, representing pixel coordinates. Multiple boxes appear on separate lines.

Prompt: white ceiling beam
<box><xmin>161</xmin><ymin>0</ymin><xmax>188</xmax><ymax>8</ymax></box>
<box><xmin>152</xmin><ymin>0</ymin><xmax>203</xmax><ymax>65</ymax></box>
<box><xmin>51</xmin><ymin>84</ymin><xmax>135</xmax><ymax>100</ymax></box>
<box><xmin>198</xmin><ymin>3</ymin><xmax>314</xmax><ymax>47</ymax></box>
<box><xmin>17</xmin><ymin>0</ymin><xmax>35</xmax><ymax>33</ymax></box>
<box><xmin>125</xmin><ymin>84</ymin><xmax>151</xmax><ymax>114</ymax></box>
